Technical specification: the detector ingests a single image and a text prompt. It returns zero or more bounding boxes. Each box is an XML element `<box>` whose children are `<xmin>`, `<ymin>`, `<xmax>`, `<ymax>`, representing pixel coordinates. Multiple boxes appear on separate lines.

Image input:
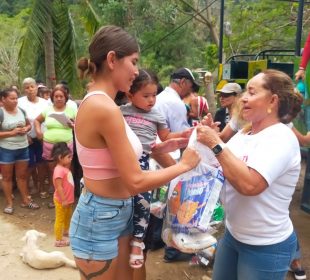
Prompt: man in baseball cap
<box><xmin>170</xmin><ymin>68</ymin><xmax>201</xmax><ymax>93</ymax></box>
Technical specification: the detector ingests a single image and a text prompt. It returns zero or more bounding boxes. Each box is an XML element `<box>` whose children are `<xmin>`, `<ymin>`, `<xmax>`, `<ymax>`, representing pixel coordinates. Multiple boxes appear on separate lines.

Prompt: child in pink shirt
<box><xmin>51</xmin><ymin>142</ymin><xmax>75</xmax><ymax>247</ymax></box>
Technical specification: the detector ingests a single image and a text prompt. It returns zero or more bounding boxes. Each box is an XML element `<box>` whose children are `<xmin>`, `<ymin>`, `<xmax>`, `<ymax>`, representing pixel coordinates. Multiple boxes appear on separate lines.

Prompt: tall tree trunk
<box><xmin>44</xmin><ymin>14</ymin><xmax>56</xmax><ymax>88</ymax></box>
<box><xmin>204</xmin><ymin>71</ymin><xmax>217</xmax><ymax>116</ymax></box>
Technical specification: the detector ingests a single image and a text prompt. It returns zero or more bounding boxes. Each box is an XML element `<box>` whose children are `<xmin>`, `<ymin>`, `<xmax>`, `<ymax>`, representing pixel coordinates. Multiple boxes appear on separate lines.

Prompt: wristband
<box><xmin>299</xmin><ymin>67</ymin><xmax>305</xmax><ymax>70</ymax></box>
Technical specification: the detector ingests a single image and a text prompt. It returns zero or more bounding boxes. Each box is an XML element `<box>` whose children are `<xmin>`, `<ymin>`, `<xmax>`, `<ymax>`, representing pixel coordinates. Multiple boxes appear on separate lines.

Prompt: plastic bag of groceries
<box><xmin>162</xmin><ymin>128</ymin><xmax>225</xmax><ymax>253</ymax></box>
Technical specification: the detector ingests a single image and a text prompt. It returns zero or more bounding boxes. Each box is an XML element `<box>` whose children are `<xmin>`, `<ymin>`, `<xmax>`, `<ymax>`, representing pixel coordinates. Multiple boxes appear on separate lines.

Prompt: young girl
<box><xmin>120</xmin><ymin>69</ymin><xmax>193</xmax><ymax>269</ymax></box>
<box><xmin>51</xmin><ymin>142</ymin><xmax>75</xmax><ymax>247</ymax></box>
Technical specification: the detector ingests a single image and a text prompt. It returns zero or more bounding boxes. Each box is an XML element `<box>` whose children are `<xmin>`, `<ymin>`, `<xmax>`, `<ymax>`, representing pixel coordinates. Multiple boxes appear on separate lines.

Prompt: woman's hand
<box><xmin>201</xmin><ymin>113</ymin><xmax>220</xmax><ymax>132</ymax></box>
<box><xmin>295</xmin><ymin>69</ymin><xmax>305</xmax><ymax>81</ymax></box>
<box><xmin>179</xmin><ymin>147</ymin><xmax>200</xmax><ymax>171</ymax></box>
<box><xmin>67</xmin><ymin>118</ymin><xmax>75</xmax><ymax>128</ymax></box>
<box><xmin>18</xmin><ymin>126</ymin><xmax>29</xmax><ymax>135</ymax></box>
<box><xmin>11</xmin><ymin>127</ymin><xmax>24</xmax><ymax>136</ymax></box>
<box><xmin>196</xmin><ymin>125</ymin><xmax>222</xmax><ymax>149</ymax></box>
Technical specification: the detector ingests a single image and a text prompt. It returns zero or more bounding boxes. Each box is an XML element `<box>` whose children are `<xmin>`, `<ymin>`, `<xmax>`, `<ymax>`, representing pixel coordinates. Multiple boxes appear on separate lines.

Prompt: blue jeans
<box><xmin>213</xmin><ymin>230</ymin><xmax>297</xmax><ymax>280</ymax></box>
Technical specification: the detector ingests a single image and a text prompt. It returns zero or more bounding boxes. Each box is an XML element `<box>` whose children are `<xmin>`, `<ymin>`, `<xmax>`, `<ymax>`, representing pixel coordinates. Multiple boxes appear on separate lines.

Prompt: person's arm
<box><xmin>157</xmin><ymin>127</ymin><xmax>193</xmax><ymax>141</ymax></box>
<box><xmin>151</xmin><ymin>138</ymin><xmax>189</xmax><ymax>154</ymax></box>
<box><xmin>219</xmin><ymin>122</ymin><xmax>238</xmax><ymax>143</ymax></box>
<box><xmin>34</xmin><ymin>114</ymin><xmax>45</xmax><ymax>140</ymax></box>
<box><xmin>0</xmin><ymin>118</ymin><xmax>31</xmax><ymax>138</ymax></box>
<box><xmin>292</xmin><ymin>126</ymin><xmax>310</xmax><ymax>147</ymax></box>
<box><xmin>151</xmin><ymin>153</ymin><xmax>176</xmax><ymax>168</ymax></box>
<box><xmin>0</xmin><ymin>127</ymin><xmax>25</xmax><ymax>138</ymax></box>
<box><xmin>196</xmin><ymin>125</ymin><xmax>268</xmax><ymax>196</ymax></box>
<box><xmin>54</xmin><ymin>178</ymin><xmax>69</xmax><ymax>206</ymax></box>
<box><xmin>99</xmin><ymin>105</ymin><xmax>200</xmax><ymax>195</ymax></box>
<box><xmin>295</xmin><ymin>33</ymin><xmax>310</xmax><ymax>81</ymax></box>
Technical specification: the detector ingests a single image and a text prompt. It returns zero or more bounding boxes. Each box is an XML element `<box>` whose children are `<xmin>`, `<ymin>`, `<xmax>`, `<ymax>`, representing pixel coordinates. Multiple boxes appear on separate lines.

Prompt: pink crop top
<box><xmin>75</xmin><ymin>91</ymin><xmax>143</xmax><ymax>180</ymax></box>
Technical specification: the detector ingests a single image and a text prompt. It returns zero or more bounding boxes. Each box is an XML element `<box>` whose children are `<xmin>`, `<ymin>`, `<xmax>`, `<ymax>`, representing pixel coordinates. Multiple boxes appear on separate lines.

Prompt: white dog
<box><xmin>20</xmin><ymin>230</ymin><xmax>76</xmax><ymax>269</ymax></box>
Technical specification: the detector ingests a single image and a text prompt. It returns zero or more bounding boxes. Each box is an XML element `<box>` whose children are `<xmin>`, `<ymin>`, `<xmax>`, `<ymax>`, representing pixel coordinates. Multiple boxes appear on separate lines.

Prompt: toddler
<box><xmin>121</xmin><ymin>69</ymin><xmax>192</xmax><ymax>268</ymax></box>
<box><xmin>51</xmin><ymin>142</ymin><xmax>75</xmax><ymax>247</ymax></box>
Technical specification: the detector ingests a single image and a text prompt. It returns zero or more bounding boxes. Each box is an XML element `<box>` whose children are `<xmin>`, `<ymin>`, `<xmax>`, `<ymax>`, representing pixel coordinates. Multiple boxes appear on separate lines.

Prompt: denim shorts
<box><xmin>0</xmin><ymin>146</ymin><xmax>29</xmax><ymax>164</ymax></box>
<box><xmin>69</xmin><ymin>189</ymin><xmax>133</xmax><ymax>261</ymax></box>
<box><xmin>28</xmin><ymin>139</ymin><xmax>43</xmax><ymax>167</ymax></box>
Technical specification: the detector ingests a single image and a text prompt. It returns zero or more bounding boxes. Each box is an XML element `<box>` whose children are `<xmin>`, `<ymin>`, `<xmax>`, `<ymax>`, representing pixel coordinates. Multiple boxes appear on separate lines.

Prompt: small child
<box><xmin>51</xmin><ymin>142</ymin><xmax>75</xmax><ymax>247</ymax></box>
<box><xmin>120</xmin><ymin>69</ymin><xmax>192</xmax><ymax>269</ymax></box>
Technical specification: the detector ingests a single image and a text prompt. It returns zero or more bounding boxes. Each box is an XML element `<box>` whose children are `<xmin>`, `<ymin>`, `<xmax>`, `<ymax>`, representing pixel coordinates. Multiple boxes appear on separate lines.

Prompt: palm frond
<box><xmin>53</xmin><ymin>0</ymin><xmax>81</xmax><ymax>93</ymax></box>
<box><xmin>81</xmin><ymin>0</ymin><xmax>101</xmax><ymax>36</ymax></box>
<box><xmin>18</xmin><ymin>0</ymin><xmax>53</xmax><ymax>80</ymax></box>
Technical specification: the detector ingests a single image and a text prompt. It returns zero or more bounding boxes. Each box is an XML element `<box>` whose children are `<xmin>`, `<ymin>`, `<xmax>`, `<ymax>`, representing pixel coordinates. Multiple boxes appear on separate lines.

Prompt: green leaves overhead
<box><xmin>18</xmin><ymin>0</ymin><xmax>79</xmax><ymax>92</ymax></box>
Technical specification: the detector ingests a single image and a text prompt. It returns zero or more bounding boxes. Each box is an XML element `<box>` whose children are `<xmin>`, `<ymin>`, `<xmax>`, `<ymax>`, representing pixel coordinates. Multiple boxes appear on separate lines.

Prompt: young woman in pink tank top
<box><xmin>69</xmin><ymin>25</ymin><xmax>200</xmax><ymax>280</ymax></box>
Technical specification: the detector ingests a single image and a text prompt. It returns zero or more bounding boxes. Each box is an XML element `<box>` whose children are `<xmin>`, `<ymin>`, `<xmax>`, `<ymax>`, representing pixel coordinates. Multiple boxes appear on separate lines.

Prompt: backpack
<box><xmin>0</xmin><ymin>107</ymin><xmax>27</xmax><ymax>129</ymax></box>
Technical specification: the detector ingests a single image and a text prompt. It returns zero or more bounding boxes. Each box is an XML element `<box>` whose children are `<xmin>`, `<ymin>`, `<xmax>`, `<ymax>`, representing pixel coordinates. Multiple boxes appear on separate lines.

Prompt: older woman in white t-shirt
<box><xmin>197</xmin><ymin>69</ymin><xmax>301</xmax><ymax>280</ymax></box>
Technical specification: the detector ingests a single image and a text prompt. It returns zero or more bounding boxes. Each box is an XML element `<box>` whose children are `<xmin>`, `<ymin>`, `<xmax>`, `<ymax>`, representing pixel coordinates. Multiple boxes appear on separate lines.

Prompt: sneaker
<box><xmin>291</xmin><ymin>268</ymin><xmax>307</xmax><ymax>280</ymax></box>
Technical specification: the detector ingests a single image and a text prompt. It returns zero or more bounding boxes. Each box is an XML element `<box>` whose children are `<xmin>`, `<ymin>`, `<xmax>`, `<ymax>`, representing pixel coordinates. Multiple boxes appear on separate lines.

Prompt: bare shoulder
<box><xmin>79</xmin><ymin>94</ymin><xmax>120</xmax><ymax>121</ymax></box>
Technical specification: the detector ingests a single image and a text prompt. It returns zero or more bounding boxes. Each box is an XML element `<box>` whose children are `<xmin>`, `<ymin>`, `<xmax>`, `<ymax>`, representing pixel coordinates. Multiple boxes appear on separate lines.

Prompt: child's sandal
<box><xmin>129</xmin><ymin>241</ymin><xmax>145</xmax><ymax>269</ymax></box>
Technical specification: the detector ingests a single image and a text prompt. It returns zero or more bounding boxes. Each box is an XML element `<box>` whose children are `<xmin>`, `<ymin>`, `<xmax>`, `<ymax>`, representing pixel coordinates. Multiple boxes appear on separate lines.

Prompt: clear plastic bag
<box><xmin>162</xmin><ymin>128</ymin><xmax>225</xmax><ymax>253</ymax></box>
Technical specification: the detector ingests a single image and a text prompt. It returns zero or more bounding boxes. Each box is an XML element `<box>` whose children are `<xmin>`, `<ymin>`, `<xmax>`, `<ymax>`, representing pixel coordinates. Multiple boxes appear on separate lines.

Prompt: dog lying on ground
<box><xmin>20</xmin><ymin>230</ymin><xmax>76</xmax><ymax>269</ymax></box>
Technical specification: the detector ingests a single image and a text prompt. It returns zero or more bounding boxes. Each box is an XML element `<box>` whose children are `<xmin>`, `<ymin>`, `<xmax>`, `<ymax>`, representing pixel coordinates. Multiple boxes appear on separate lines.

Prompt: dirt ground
<box><xmin>0</xmin><ymin>159</ymin><xmax>309</xmax><ymax>280</ymax></box>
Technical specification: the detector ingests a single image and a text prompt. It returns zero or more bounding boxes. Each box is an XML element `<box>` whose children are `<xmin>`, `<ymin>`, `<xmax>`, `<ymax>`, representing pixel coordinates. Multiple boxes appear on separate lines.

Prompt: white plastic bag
<box><xmin>162</xmin><ymin>128</ymin><xmax>224</xmax><ymax>253</ymax></box>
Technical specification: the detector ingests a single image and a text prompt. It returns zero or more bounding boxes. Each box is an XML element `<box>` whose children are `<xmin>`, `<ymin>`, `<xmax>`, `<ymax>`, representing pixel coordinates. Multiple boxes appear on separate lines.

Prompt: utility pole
<box><xmin>296</xmin><ymin>0</ymin><xmax>305</xmax><ymax>56</ymax></box>
<box><xmin>218</xmin><ymin>0</ymin><xmax>224</xmax><ymax>63</ymax></box>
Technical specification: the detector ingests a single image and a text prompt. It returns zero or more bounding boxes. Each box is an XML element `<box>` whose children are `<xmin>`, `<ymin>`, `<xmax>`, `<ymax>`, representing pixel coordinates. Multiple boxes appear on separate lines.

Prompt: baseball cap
<box><xmin>217</xmin><ymin>83</ymin><xmax>242</xmax><ymax>95</ymax></box>
<box><xmin>171</xmin><ymin>68</ymin><xmax>200</xmax><ymax>92</ymax></box>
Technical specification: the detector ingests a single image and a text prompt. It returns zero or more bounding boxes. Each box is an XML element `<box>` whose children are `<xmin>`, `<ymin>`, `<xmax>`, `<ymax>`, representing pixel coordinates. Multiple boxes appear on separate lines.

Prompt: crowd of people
<box><xmin>0</xmin><ymin>25</ymin><xmax>309</xmax><ymax>280</ymax></box>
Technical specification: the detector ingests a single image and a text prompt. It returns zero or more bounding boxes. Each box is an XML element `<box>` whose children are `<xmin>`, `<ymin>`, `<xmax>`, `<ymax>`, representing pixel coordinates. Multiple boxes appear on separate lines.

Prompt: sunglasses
<box><xmin>219</xmin><ymin>92</ymin><xmax>237</xmax><ymax>98</ymax></box>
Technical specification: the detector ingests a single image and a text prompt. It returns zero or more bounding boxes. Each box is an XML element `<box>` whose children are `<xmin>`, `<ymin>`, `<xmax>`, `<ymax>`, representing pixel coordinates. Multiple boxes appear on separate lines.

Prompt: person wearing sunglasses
<box><xmin>214</xmin><ymin>83</ymin><xmax>242</xmax><ymax>131</ymax></box>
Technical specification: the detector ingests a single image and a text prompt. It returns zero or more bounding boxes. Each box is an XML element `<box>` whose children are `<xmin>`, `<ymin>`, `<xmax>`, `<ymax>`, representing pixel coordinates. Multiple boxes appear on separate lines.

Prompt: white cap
<box><xmin>217</xmin><ymin>83</ymin><xmax>242</xmax><ymax>94</ymax></box>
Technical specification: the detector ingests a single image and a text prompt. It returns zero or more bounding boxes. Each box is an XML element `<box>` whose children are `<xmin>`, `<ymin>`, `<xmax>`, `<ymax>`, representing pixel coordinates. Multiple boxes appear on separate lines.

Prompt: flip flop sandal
<box><xmin>20</xmin><ymin>201</ymin><xmax>40</xmax><ymax>210</ymax></box>
<box><xmin>55</xmin><ymin>240</ymin><xmax>70</xmax><ymax>247</ymax></box>
<box><xmin>3</xmin><ymin>206</ymin><xmax>14</xmax><ymax>215</ymax></box>
<box><xmin>129</xmin><ymin>241</ymin><xmax>145</xmax><ymax>269</ymax></box>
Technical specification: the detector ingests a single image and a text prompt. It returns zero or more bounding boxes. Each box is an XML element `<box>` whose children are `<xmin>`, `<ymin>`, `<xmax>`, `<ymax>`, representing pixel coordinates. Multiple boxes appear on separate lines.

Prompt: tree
<box><xmin>224</xmin><ymin>0</ymin><xmax>310</xmax><ymax>58</ymax></box>
<box><xmin>18</xmin><ymin>0</ymin><xmax>79</xmax><ymax>92</ymax></box>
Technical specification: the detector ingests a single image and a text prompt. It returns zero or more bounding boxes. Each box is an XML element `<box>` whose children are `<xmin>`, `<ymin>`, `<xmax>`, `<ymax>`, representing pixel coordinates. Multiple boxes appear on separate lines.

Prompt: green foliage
<box><xmin>18</xmin><ymin>0</ymin><xmax>82</xmax><ymax>95</ymax></box>
<box><xmin>0</xmin><ymin>0</ymin><xmax>32</xmax><ymax>16</ymax></box>
<box><xmin>204</xmin><ymin>44</ymin><xmax>218</xmax><ymax>72</ymax></box>
<box><xmin>223</xmin><ymin>0</ymin><xmax>308</xmax><ymax>59</ymax></box>
<box><xmin>2</xmin><ymin>0</ymin><xmax>310</xmax><ymax>94</ymax></box>
<box><xmin>0</xmin><ymin>10</ymin><xmax>30</xmax><ymax>87</ymax></box>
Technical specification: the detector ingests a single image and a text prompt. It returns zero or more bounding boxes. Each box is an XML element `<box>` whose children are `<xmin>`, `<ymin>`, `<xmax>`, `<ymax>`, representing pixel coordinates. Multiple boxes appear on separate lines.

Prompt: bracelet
<box><xmin>299</xmin><ymin>67</ymin><xmax>305</xmax><ymax>70</ymax></box>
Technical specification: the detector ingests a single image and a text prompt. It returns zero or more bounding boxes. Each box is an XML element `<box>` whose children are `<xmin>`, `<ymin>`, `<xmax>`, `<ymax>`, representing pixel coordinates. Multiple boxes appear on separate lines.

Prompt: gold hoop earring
<box><xmin>267</xmin><ymin>108</ymin><xmax>272</xmax><ymax>114</ymax></box>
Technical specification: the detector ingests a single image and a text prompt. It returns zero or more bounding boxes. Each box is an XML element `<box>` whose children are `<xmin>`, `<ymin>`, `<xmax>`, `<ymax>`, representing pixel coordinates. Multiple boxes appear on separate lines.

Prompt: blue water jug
<box><xmin>296</xmin><ymin>79</ymin><xmax>306</xmax><ymax>97</ymax></box>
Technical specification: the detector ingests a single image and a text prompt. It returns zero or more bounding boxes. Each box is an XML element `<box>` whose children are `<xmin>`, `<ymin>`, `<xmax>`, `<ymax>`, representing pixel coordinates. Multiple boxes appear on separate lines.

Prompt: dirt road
<box><xmin>0</xmin><ymin>159</ymin><xmax>309</xmax><ymax>280</ymax></box>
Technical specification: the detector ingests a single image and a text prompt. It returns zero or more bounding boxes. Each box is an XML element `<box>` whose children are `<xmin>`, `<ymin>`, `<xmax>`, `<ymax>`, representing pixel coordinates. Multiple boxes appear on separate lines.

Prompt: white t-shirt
<box><xmin>154</xmin><ymin>87</ymin><xmax>189</xmax><ymax>133</ymax></box>
<box><xmin>18</xmin><ymin>96</ymin><xmax>48</xmax><ymax>138</ymax></box>
<box><xmin>224</xmin><ymin>123</ymin><xmax>301</xmax><ymax>245</ymax></box>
